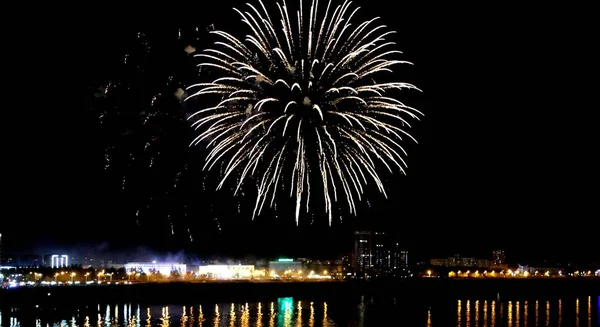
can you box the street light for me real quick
[427,270,432,278]
[70,272,76,283]
[54,273,59,282]
[85,272,90,282]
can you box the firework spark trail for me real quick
[187,0,422,225]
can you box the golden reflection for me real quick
[309,302,315,327]
[229,303,236,327]
[545,301,550,327]
[116,304,119,325]
[283,300,293,327]
[161,306,170,327]
[588,296,592,327]
[524,301,528,327]
[187,306,194,327]
[83,316,90,327]
[483,300,488,325]
[558,299,562,327]
[466,300,470,327]
[269,302,275,327]
[214,304,220,327]
[508,301,513,327]
[322,302,329,327]
[475,300,479,326]
[534,301,538,327]
[181,306,188,327]
[146,308,151,327]
[427,308,432,327]
[257,303,263,327]
[491,300,496,327]
[198,305,204,327]
[576,298,580,327]
[457,300,462,327]
[128,315,137,327]
[516,301,520,327]
[296,301,303,327]
[240,303,250,327]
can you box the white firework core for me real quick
[187,0,423,225]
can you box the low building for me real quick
[17,254,42,267]
[124,262,186,275]
[268,258,302,273]
[297,258,344,278]
[518,265,562,276]
[198,265,254,279]
[430,254,491,268]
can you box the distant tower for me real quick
[372,232,391,272]
[352,231,372,272]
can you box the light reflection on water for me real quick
[0,295,598,327]
[455,296,597,327]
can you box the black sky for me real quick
[3,3,598,263]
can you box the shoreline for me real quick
[1,278,598,307]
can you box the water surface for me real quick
[0,295,597,326]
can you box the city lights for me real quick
[123,262,186,276]
[50,255,69,269]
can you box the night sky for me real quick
[3,2,597,263]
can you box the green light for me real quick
[278,258,294,262]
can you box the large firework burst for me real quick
[187,0,422,225]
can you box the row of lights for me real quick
[426,269,600,278]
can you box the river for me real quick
[0,294,598,326]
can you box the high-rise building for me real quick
[391,243,409,271]
[372,232,391,271]
[352,231,372,272]
[352,231,405,274]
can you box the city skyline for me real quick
[1,229,597,267]
[3,1,597,263]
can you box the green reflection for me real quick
[277,297,294,327]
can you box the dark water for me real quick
[1,295,598,326]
